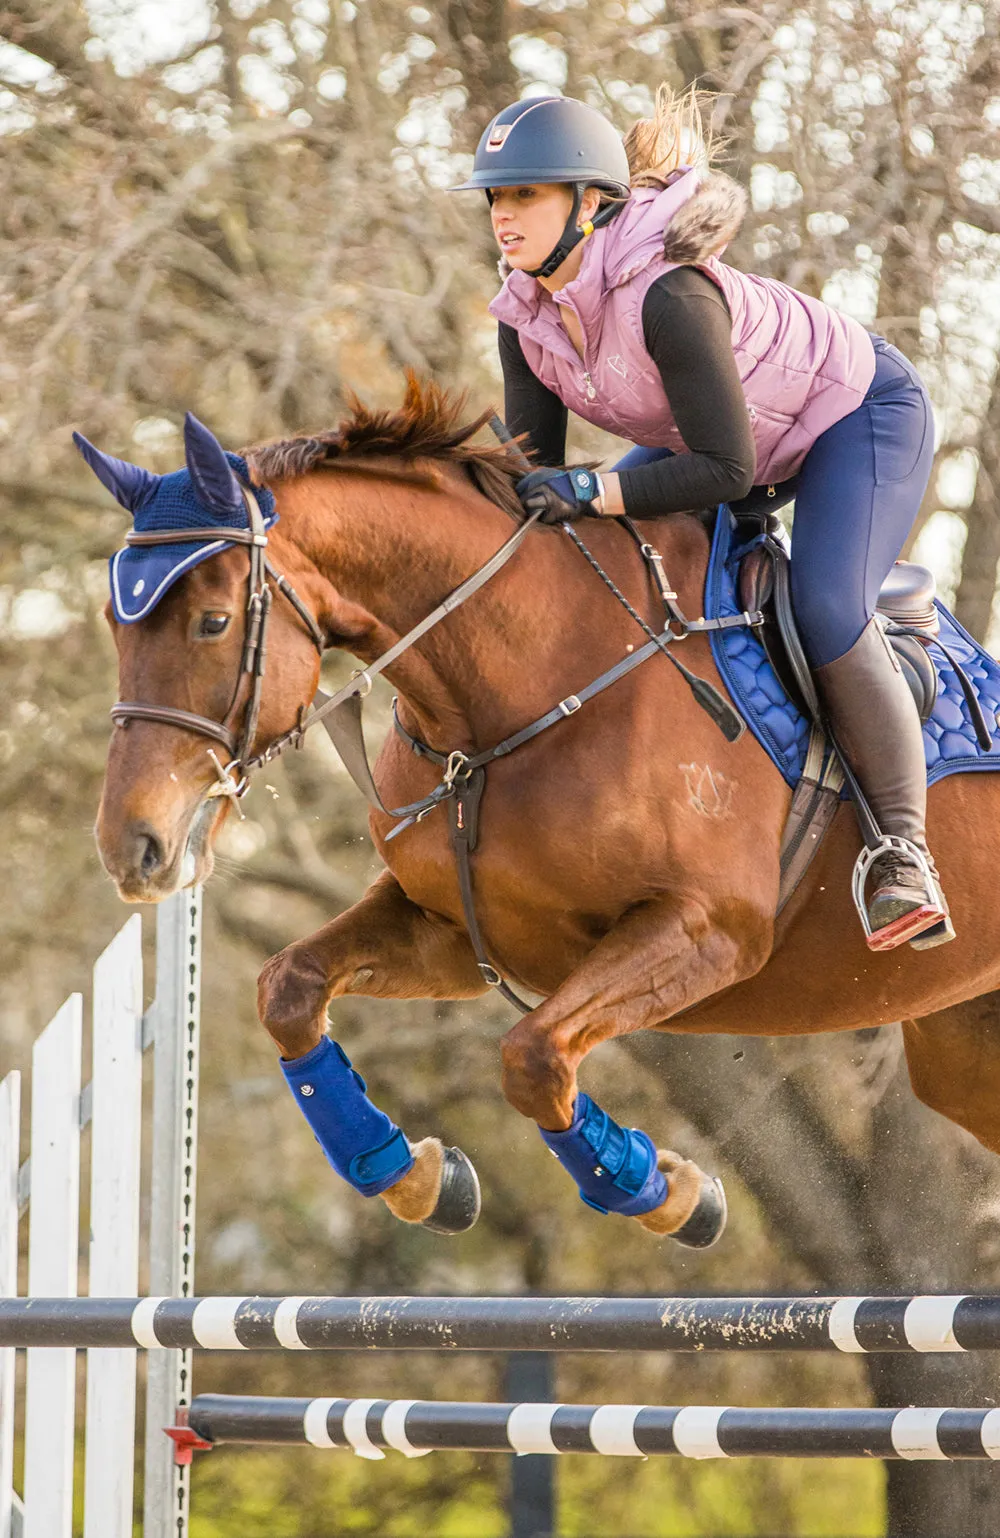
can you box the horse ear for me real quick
[183,412,244,518]
[73,432,158,513]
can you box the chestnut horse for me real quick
[92,384,1000,1242]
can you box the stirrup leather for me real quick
[851,836,946,952]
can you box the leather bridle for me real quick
[111,488,326,806]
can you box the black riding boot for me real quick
[814,618,954,951]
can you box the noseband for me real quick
[111,488,326,806]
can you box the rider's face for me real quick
[489,184,577,271]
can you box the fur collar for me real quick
[661,172,747,264]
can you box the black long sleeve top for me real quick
[497,265,758,518]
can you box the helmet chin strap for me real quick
[526,183,627,279]
[526,183,587,279]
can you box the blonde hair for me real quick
[623,84,725,187]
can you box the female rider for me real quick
[451,88,950,953]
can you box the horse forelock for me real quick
[243,374,527,521]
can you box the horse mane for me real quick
[245,374,527,520]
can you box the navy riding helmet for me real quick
[450,96,631,278]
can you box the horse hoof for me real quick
[671,1175,727,1249]
[420,1146,481,1234]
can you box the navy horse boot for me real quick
[540,1093,726,1248]
[281,1035,480,1234]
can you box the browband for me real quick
[126,527,268,547]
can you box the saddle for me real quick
[733,514,990,911]
[737,517,939,725]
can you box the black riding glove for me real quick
[515,466,604,525]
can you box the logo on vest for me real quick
[607,355,628,378]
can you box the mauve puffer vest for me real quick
[489,175,876,484]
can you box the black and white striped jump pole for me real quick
[181,1394,1000,1462]
[4,1295,1000,1353]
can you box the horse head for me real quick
[78,414,330,902]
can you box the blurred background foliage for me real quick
[1,0,999,1533]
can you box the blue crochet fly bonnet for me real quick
[73,413,277,623]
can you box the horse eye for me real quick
[198,612,230,637]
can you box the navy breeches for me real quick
[614,337,934,668]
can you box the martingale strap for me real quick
[393,624,681,775]
[385,516,760,1010]
[444,768,537,1009]
[308,606,697,855]
[393,627,694,1015]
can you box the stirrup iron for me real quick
[851,835,945,952]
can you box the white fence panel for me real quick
[0,1072,20,1538]
[23,998,82,1538]
[144,890,201,1538]
[84,917,143,1538]
[3,892,200,1538]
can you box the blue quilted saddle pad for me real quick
[704,509,1000,789]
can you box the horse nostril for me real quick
[138,830,164,879]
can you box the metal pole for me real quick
[505,1354,554,1538]
[4,1293,1000,1354]
[0,1072,20,1538]
[185,1393,1000,1461]
[143,890,201,1538]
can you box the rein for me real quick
[112,458,760,1009]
